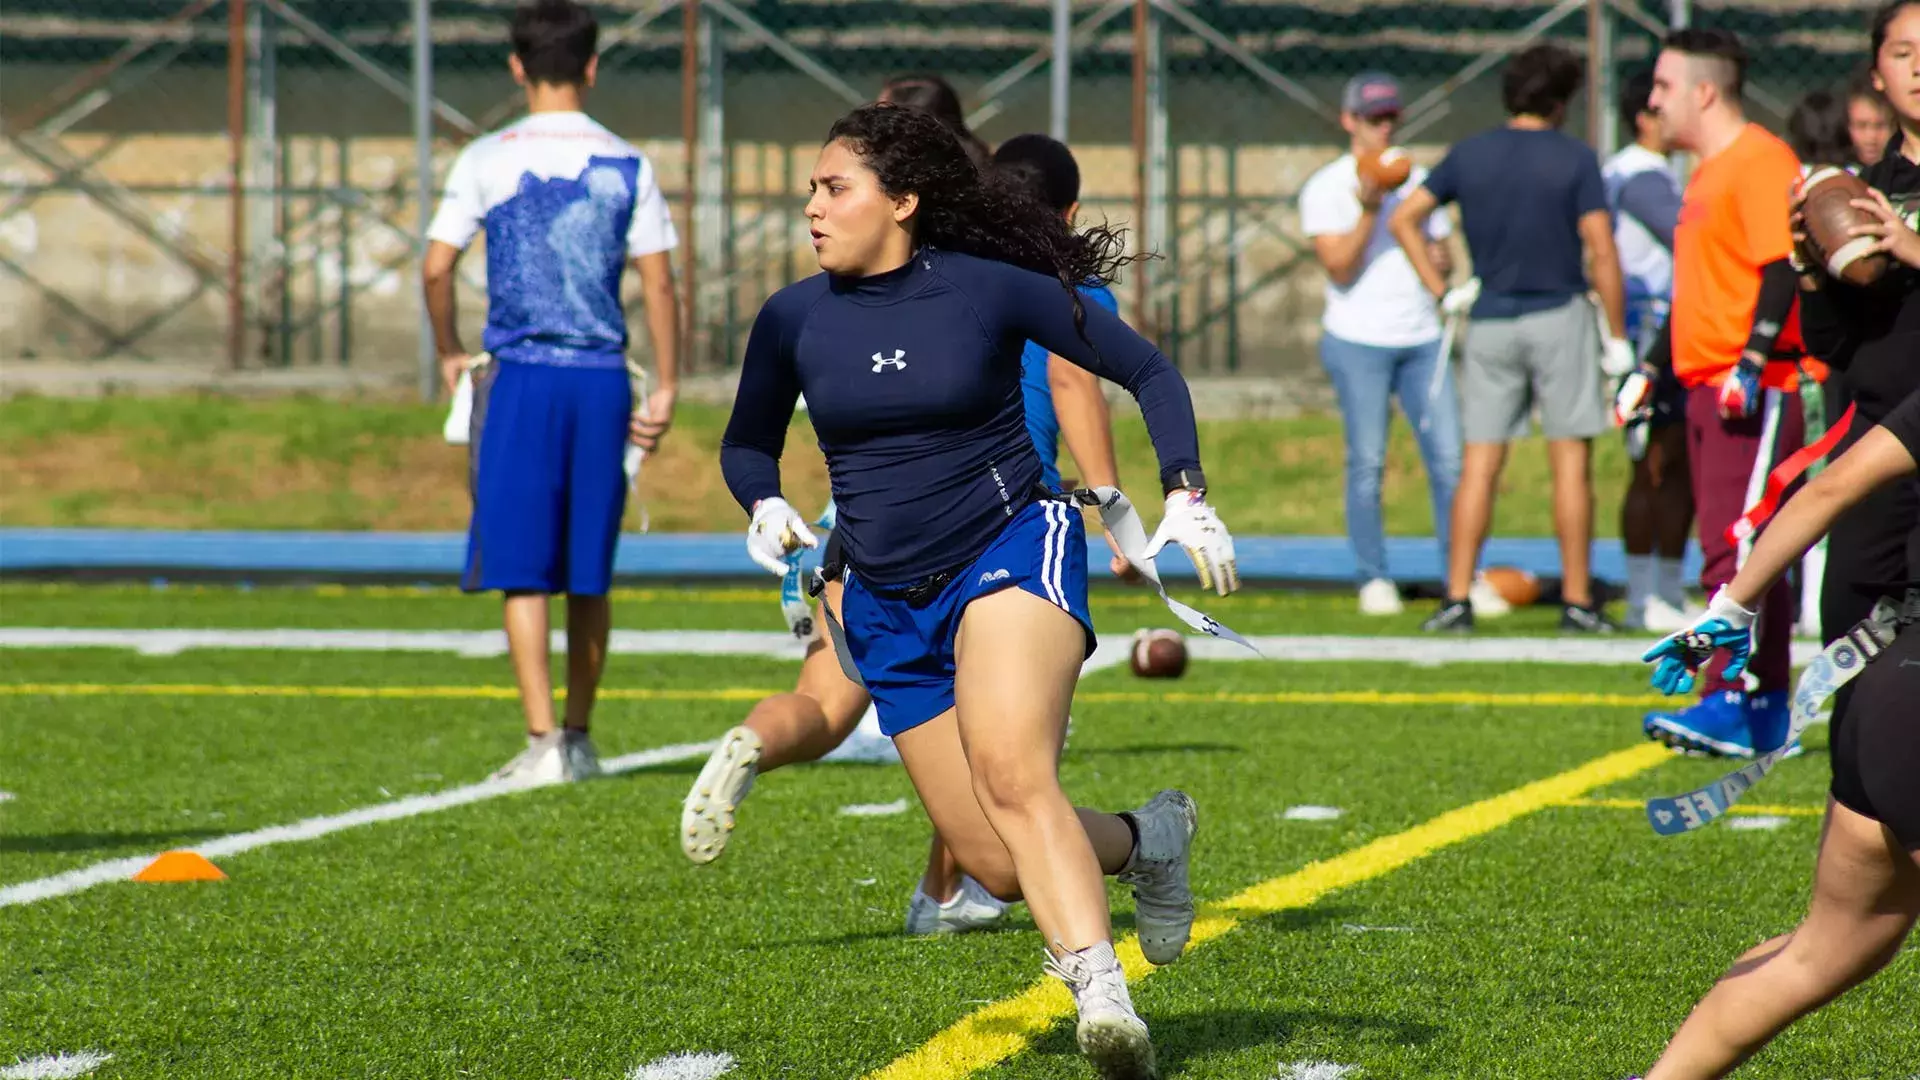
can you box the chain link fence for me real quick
[0,0,1889,387]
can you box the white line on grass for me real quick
[1727,815,1790,831]
[0,791,14,803]
[0,627,1827,666]
[1282,805,1343,821]
[839,799,909,817]
[0,1051,114,1079]
[1274,1063,1357,1080]
[627,1051,737,1080]
[0,740,714,909]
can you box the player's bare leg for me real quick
[1644,800,1920,1080]
[490,591,567,782]
[559,594,610,778]
[1547,437,1597,608]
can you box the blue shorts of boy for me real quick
[840,498,1096,737]
[463,358,632,596]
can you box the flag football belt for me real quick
[801,485,1260,688]
[1645,586,1920,836]
[1724,403,1856,548]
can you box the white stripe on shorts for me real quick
[1041,500,1067,609]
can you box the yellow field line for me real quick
[1558,796,1826,817]
[0,683,1676,709]
[0,683,778,702]
[1076,689,1676,707]
[863,741,1672,1080]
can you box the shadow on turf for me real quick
[0,829,228,854]
[1018,1005,1440,1072]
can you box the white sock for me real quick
[1654,556,1687,608]
[1073,940,1120,970]
[1625,554,1655,611]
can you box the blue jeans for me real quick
[1318,332,1462,583]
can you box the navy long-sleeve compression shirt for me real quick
[720,247,1203,586]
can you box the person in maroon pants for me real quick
[1630,28,1808,757]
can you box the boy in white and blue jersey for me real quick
[422,0,680,783]
[1603,69,1695,632]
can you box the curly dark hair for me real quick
[825,102,1141,331]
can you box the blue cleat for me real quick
[1644,691,1755,758]
[1744,690,1804,759]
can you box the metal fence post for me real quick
[1050,0,1071,142]
[413,0,435,400]
[227,0,248,370]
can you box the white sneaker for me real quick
[1043,941,1157,1080]
[1468,574,1512,618]
[561,729,601,780]
[681,727,762,864]
[904,875,1009,935]
[820,704,901,764]
[489,732,566,784]
[1357,578,1404,616]
[1639,595,1693,634]
[1115,790,1197,966]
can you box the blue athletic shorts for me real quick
[463,359,631,595]
[840,498,1095,737]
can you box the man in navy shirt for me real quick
[1391,43,1632,634]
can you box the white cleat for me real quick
[1117,790,1198,966]
[490,731,567,785]
[681,727,762,864]
[1045,941,1157,1080]
[561,729,601,780]
[1357,577,1404,616]
[1639,595,1693,634]
[1468,574,1513,618]
[820,704,901,764]
[904,875,1009,935]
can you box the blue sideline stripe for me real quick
[0,528,1703,584]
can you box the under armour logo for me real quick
[872,349,907,372]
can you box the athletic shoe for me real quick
[1638,595,1693,634]
[489,731,566,784]
[1043,941,1157,1080]
[561,728,601,780]
[904,875,1009,935]
[1117,790,1197,966]
[1560,603,1619,634]
[681,726,762,864]
[1421,599,1474,633]
[1358,577,1404,616]
[1644,691,1754,757]
[820,704,901,765]
[1744,691,1804,759]
[1468,574,1512,617]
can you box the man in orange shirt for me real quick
[1636,28,1807,758]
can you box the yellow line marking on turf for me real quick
[1558,796,1825,817]
[1075,689,1675,707]
[0,684,1675,709]
[0,683,778,702]
[863,741,1672,1080]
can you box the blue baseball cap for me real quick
[1342,73,1403,118]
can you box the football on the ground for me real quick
[1801,167,1890,287]
[1130,628,1188,678]
[1481,566,1542,608]
[1356,146,1413,191]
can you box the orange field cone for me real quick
[132,850,227,883]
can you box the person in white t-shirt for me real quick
[422,0,680,784]
[1300,73,1461,616]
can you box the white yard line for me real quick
[0,740,714,909]
[626,1052,737,1080]
[0,1052,114,1080]
[1,627,1825,666]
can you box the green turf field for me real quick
[2,587,1913,1080]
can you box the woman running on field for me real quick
[717,102,1239,1079]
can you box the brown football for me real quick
[1481,566,1542,608]
[1801,167,1890,287]
[1130,628,1188,679]
[1356,146,1413,191]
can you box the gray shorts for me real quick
[1458,298,1607,444]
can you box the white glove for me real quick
[745,497,818,575]
[1600,335,1638,377]
[1614,366,1653,426]
[1143,489,1240,596]
[1440,279,1480,319]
